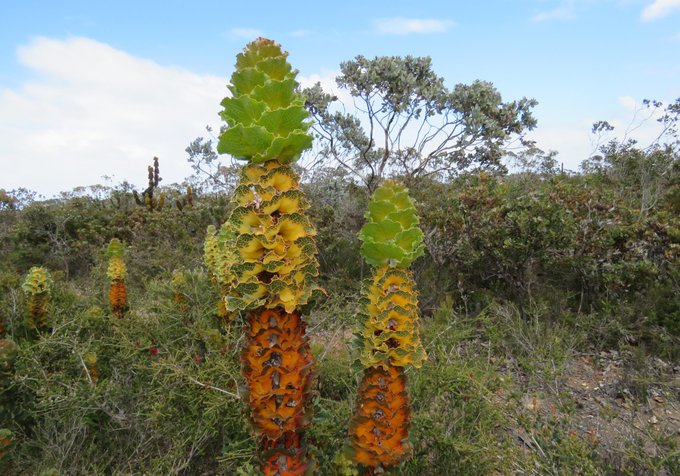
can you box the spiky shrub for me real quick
[349,181,426,472]
[106,239,127,319]
[217,38,320,475]
[22,267,53,330]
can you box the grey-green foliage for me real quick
[303,55,538,191]
[185,133,242,193]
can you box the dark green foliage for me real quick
[0,184,231,280]
[303,171,366,294]
[413,168,680,338]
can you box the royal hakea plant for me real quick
[0,428,13,463]
[106,239,127,319]
[203,225,221,311]
[84,352,98,384]
[0,339,18,387]
[175,185,194,211]
[0,341,17,463]
[170,269,190,313]
[349,181,426,472]
[133,156,166,211]
[215,38,321,475]
[203,224,236,322]
[22,267,53,330]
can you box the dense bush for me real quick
[413,167,679,340]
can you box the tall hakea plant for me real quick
[349,180,426,472]
[217,38,321,475]
[106,239,127,319]
[22,267,53,330]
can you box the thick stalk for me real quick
[261,432,311,476]
[241,307,314,474]
[109,279,127,319]
[349,364,411,472]
[27,293,48,329]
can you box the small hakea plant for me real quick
[133,156,166,211]
[216,38,321,475]
[0,428,13,463]
[106,239,127,319]
[22,267,53,330]
[175,186,194,211]
[170,269,190,313]
[203,224,236,322]
[0,339,18,387]
[84,352,98,384]
[348,180,426,472]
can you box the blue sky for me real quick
[1,0,679,195]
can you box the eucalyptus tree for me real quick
[303,55,538,191]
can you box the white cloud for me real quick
[374,17,455,35]
[527,118,594,171]
[617,95,637,111]
[228,28,263,39]
[298,70,353,105]
[0,37,226,195]
[290,29,312,38]
[641,0,680,21]
[531,5,575,22]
